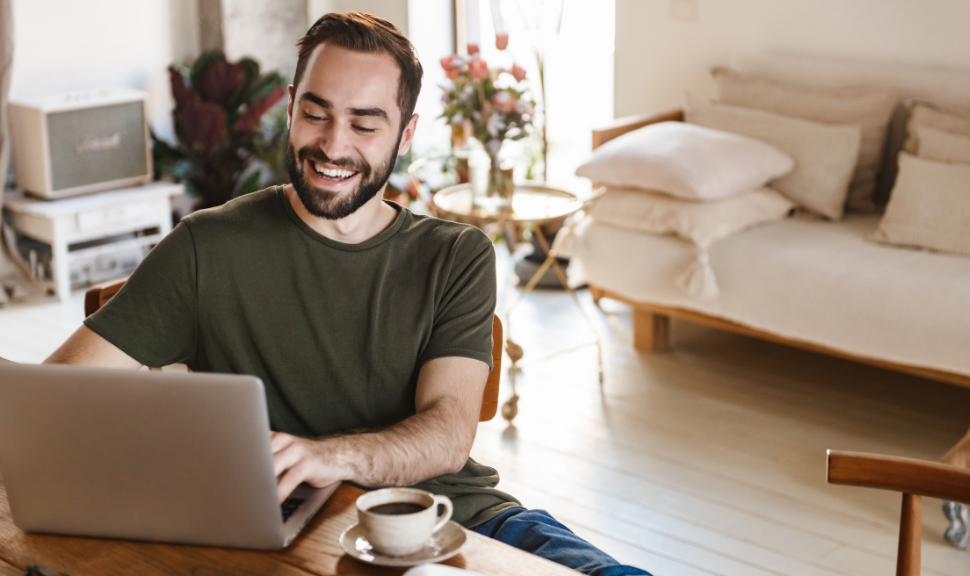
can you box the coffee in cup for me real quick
[355,487,453,556]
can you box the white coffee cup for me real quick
[356,487,453,557]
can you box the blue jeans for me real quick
[474,508,653,576]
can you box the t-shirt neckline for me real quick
[276,185,408,252]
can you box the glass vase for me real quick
[473,145,514,212]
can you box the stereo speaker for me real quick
[9,89,152,200]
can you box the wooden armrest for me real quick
[479,315,503,422]
[591,109,684,150]
[827,450,970,503]
[84,277,129,317]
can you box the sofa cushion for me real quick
[917,126,970,164]
[564,214,970,378]
[575,121,793,200]
[589,186,794,249]
[684,92,861,220]
[903,101,970,155]
[712,67,897,213]
[874,153,970,257]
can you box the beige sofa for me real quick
[566,54,970,388]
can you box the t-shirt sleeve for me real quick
[83,221,198,368]
[420,228,497,370]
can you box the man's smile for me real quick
[307,159,361,188]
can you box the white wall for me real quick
[222,0,306,81]
[615,0,970,118]
[10,0,199,142]
[307,0,408,36]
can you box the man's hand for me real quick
[271,356,489,502]
[271,432,342,502]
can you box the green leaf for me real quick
[226,57,261,111]
[250,72,288,102]
[190,49,226,89]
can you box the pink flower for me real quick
[440,54,461,73]
[467,43,480,56]
[511,64,527,82]
[468,59,489,80]
[445,67,459,81]
[493,91,517,113]
[495,32,509,50]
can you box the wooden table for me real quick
[0,482,577,576]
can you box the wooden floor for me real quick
[2,280,970,575]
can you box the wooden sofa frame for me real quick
[589,110,970,389]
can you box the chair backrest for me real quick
[827,450,970,576]
[84,279,503,422]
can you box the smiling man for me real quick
[45,12,650,576]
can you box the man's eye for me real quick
[354,126,376,133]
[303,112,324,121]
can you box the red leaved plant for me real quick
[153,50,287,209]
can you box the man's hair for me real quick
[293,12,423,131]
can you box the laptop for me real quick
[0,363,337,549]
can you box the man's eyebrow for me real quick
[348,107,390,124]
[299,92,330,109]
[299,92,390,125]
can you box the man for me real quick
[46,12,650,576]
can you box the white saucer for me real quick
[339,521,467,567]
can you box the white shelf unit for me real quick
[3,182,186,301]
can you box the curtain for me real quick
[0,0,46,304]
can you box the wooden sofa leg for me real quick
[634,309,670,352]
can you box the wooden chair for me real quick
[827,450,970,576]
[85,278,504,422]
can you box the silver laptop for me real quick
[0,363,337,549]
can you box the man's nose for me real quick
[318,120,355,162]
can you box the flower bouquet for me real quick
[439,39,535,208]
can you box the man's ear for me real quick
[286,85,295,130]
[397,114,419,156]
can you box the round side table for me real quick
[432,183,604,424]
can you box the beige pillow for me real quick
[712,67,897,213]
[903,101,970,155]
[917,126,970,164]
[684,92,861,220]
[590,186,794,249]
[874,153,970,257]
[575,121,793,200]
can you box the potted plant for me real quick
[153,50,288,210]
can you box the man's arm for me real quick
[44,325,142,369]
[271,356,489,502]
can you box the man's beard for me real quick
[285,132,401,220]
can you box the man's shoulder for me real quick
[402,210,492,255]
[180,186,284,234]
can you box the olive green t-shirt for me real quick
[84,186,521,528]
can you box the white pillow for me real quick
[874,153,970,257]
[575,121,793,200]
[589,186,795,250]
[917,126,970,165]
[684,92,861,220]
[903,100,970,155]
[712,67,897,213]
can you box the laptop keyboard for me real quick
[281,497,305,523]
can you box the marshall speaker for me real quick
[9,89,152,200]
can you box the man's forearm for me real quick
[321,397,472,487]
[271,356,488,501]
